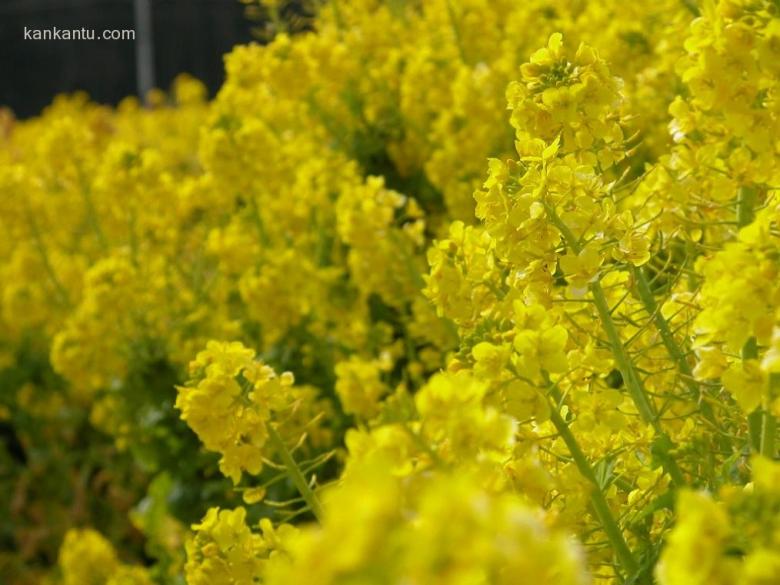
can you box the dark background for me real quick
[0,0,256,118]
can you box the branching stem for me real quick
[267,423,323,522]
[544,202,685,486]
[546,385,639,579]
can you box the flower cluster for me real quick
[657,456,780,585]
[175,340,298,484]
[264,456,589,585]
[1,1,779,584]
[59,529,153,585]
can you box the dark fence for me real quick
[0,0,255,118]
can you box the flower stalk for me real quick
[267,422,324,522]
[546,202,685,485]
[546,384,639,579]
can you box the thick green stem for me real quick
[761,374,778,458]
[633,265,741,480]
[760,411,776,458]
[543,202,684,485]
[737,189,768,455]
[546,391,639,578]
[633,267,696,390]
[748,410,763,453]
[736,187,775,456]
[633,265,733,466]
[742,342,775,457]
[737,186,757,228]
[742,338,764,453]
[267,423,323,521]
[592,282,659,425]
[590,282,685,486]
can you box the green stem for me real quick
[742,338,764,453]
[590,282,685,486]
[760,411,776,458]
[737,186,757,229]
[748,410,763,453]
[267,423,323,521]
[738,190,764,454]
[543,202,684,485]
[633,265,735,471]
[736,187,773,456]
[761,374,778,458]
[590,284,658,426]
[633,266,696,391]
[546,389,639,578]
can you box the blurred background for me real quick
[0,0,256,118]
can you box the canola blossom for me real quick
[1,1,780,584]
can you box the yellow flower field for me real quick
[1,1,780,583]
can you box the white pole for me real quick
[133,0,155,104]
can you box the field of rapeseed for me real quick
[2,0,780,583]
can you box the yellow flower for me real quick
[656,490,736,585]
[761,327,780,373]
[559,244,603,293]
[416,371,516,462]
[185,507,266,585]
[721,359,766,413]
[471,341,511,379]
[264,456,590,585]
[334,356,390,420]
[176,340,297,483]
[513,325,569,377]
[59,529,119,585]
